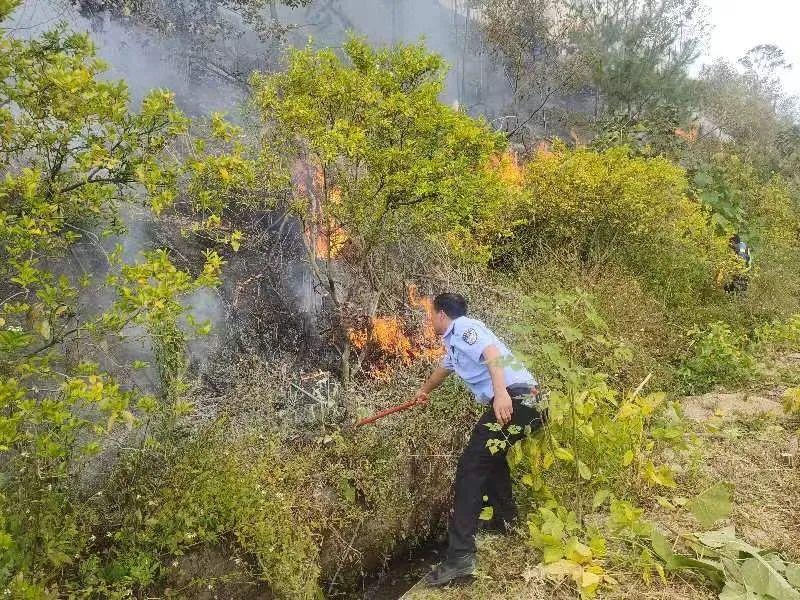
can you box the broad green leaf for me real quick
[565,537,593,564]
[644,463,677,488]
[578,460,592,480]
[686,482,733,528]
[554,447,575,462]
[766,554,787,575]
[719,581,767,600]
[580,568,602,598]
[667,554,726,588]
[588,535,606,558]
[543,544,565,564]
[543,558,579,578]
[650,530,675,565]
[722,556,744,585]
[696,527,737,549]
[622,449,634,466]
[740,557,800,600]
[785,564,800,588]
[592,489,611,509]
[479,506,494,521]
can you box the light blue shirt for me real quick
[441,316,537,404]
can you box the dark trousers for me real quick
[447,385,547,558]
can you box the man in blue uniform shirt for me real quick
[413,292,546,586]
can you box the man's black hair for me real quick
[434,293,467,319]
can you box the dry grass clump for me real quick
[699,422,800,558]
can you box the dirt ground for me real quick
[392,385,800,600]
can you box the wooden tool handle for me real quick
[356,394,425,427]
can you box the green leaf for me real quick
[622,449,634,466]
[699,189,721,205]
[644,463,677,488]
[339,479,356,503]
[669,555,726,588]
[592,489,611,509]
[0,532,12,551]
[479,506,494,521]
[695,527,737,549]
[785,563,800,588]
[656,496,675,510]
[588,534,606,558]
[719,581,767,600]
[554,447,575,462]
[565,537,593,564]
[542,544,564,564]
[578,460,591,480]
[650,530,675,565]
[740,557,800,600]
[686,482,733,528]
[38,319,51,340]
[693,172,714,188]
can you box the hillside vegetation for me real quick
[1,0,800,598]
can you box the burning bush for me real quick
[348,285,443,380]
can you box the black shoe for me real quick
[422,554,476,587]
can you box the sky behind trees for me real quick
[702,0,800,96]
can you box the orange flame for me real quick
[407,284,444,361]
[348,284,444,380]
[293,159,349,259]
[675,127,698,142]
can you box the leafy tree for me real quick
[0,2,230,594]
[738,44,794,112]
[251,37,506,381]
[570,0,707,119]
[694,47,799,178]
[480,0,591,142]
[479,0,707,135]
[591,104,690,160]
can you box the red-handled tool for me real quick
[356,393,427,427]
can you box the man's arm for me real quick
[414,366,452,403]
[483,344,513,426]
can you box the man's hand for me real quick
[413,390,429,405]
[493,387,513,426]
[414,367,451,406]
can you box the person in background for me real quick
[725,234,752,293]
[413,292,547,587]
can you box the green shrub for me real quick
[41,426,325,599]
[496,291,689,599]
[676,321,758,394]
[493,145,740,313]
[501,255,681,391]
[740,177,800,321]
